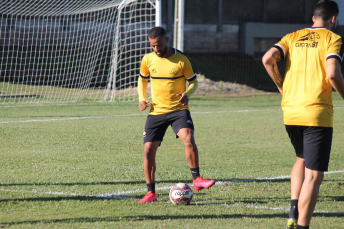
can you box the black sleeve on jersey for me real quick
[187,74,197,82]
[139,73,150,79]
[273,45,284,61]
[326,54,342,63]
[340,40,344,63]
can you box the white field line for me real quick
[0,114,146,124]
[1,170,343,199]
[1,171,343,215]
[1,190,342,215]
[0,188,137,200]
[1,106,344,125]
[0,109,268,124]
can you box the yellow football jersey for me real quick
[275,28,343,127]
[139,48,197,115]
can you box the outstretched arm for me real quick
[327,58,344,99]
[262,47,284,94]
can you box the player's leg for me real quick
[177,127,214,191]
[139,114,168,203]
[287,157,305,228]
[139,141,160,203]
[296,126,332,227]
[143,141,161,185]
[291,157,305,200]
[177,127,198,168]
[297,169,324,227]
[285,125,305,229]
[170,110,215,191]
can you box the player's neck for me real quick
[312,18,333,30]
[162,47,174,58]
[312,21,326,28]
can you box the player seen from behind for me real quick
[137,27,215,203]
[262,0,344,228]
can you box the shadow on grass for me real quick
[0,177,290,187]
[0,195,139,203]
[0,181,146,186]
[3,176,341,187]
[319,195,344,202]
[0,179,194,187]
[0,192,209,203]
[1,212,343,226]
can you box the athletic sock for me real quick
[296,225,309,229]
[147,183,155,193]
[190,167,200,180]
[289,199,299,219]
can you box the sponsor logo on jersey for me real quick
[152,68,156,73]
[295,32,320,48]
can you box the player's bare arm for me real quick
[262,47,284,94]
[326,58,344,99]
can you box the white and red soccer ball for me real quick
[169,183,193,205]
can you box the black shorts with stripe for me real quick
[285,125,333,171]
[143,109,194,144]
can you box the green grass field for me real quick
[1,94,343,228]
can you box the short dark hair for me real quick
[148,27,166,39]
[314,0,339,21]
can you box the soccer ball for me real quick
[169,183,193,205]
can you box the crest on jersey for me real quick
[169,68,178,75]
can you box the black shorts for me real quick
[285,125,333,171]
[143,109,194,143]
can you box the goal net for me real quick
[0,0,156,103]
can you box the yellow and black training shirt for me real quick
[138,48,197,115]
[274,27,343,127]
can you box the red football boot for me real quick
[193,176,215,191]
[138,191,157,203]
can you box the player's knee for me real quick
[305,170,324,185]
[143,147,156,157]
[181,134,193,146]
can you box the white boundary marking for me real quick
[0,109,268,124]
[1,187,343,215]
[1,106,344,125]
[1,170,344,199]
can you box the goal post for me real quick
[173,0,184,52]
[155,0,162,27]
[0,0,157,103]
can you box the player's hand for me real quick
[139,100,150,111]
[278,86,283,95]
[176,93,188,106]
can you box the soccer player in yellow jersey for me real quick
[137,27,215,203]
[262,1,344,228]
